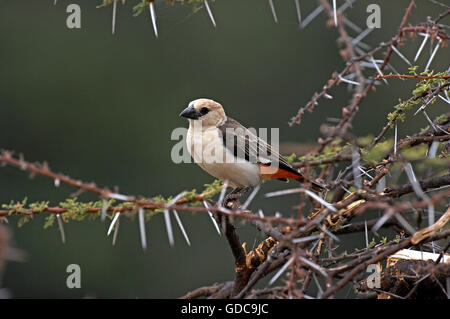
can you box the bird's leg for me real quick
[223,187,251,210]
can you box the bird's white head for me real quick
[179,98,227,128]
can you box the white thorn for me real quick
[404,163,427,199]
[203,201,221,235]
[364,220,368,248]
[218,180,229,208]
[304,189,337,212]
[57,214,66,244]
[300,5,323,29]
[101,200,108,222]
[292,234,322,244]
[54,178,60,187]
[404,162,435,227]
[424,39,441,71]
[352,147,362,189]
[163,207,174,247]
[338,74,360,86]
[370,56,388,84]
[428,141,439,158]
[371,212,392,234]
[332,0,337,26]
[414,96,436,116]
[318,224,340,242]
[107,212,120,236]
[351,28,373,46]
[112,217,120,246]
[112,0,118,35]
[204,0,216,28]
[414,33,429,62]
[394,213,416,235]
[53,0,57,5]
[312,273,323,298]
[242,185,260,210]
[344,18,362,33]
[294,0,301,25]
[438,94,450,105]
[299,256,328,278]
[173,210,191,246]
[138,207,147,251]
[390,45,412,66]
[167,190,187,206]
[394,123,398,157]
[109,193,130,201]
[376,176,386,194]
[258,209,264,218]
[357,166,373,180]
[268,0,278,23]
[269,257,294,285]
[149,2,158,38]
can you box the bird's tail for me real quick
[294,176,327,192]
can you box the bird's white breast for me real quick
[186,124,261,188]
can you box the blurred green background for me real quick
[0,0,448,298]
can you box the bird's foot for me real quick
[223,187,250,210]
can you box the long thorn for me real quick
[112,217,120,246]
[304,189,337,212]
[364,220,368,248]
[204,0,216,28]
[424,39,441,71]
[332,0,337,26]
[203,201,221,235]
[101,200,108,222]
[112,0,117,35]
[173,210,191,246]
[242,185,260,210]
[57,214,66,244]
[351,28,373,46]
[370,56,388,84]
[107,212,120,236]
[294,0,301,25]
[138,207,147,251]
[394,123,398,157]
[390,45,412,66]
[300,5,323,29]
[414,33,429,62]
[149,2,158,38]
[164,207,174,246]
[269,0,278,23]
[218,180,229,208]
[269,257,294,285]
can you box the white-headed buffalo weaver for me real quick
[179,98,325,200]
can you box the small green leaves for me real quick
[362,139,393,164]
[408,66,418,75]
[44,214,56,229]
[284,153,297,163]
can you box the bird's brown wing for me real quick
[217,117,302,178]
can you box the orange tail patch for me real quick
[258,164,302,180]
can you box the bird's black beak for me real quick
[179,105,201,120]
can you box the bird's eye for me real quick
[200,107,209,115]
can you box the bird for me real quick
[179,98,325,203]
